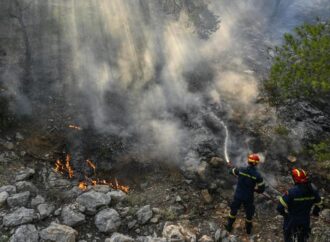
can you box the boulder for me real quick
[37,203,55,219]
[76,190,111,214]
[15,181,38,194]
[199,235,214,242]
[162,222,196,242]
[321,209,330,223]
[61,205,86,227]
[7,191,30,208]
[15,168,35,181]
[95,208,121,233]
[136,237,166,242]
[0,191,9,207]
[3,207,35,227]
[9,224,39,242]
[197,161,210,181]
[208,157,224,167]
[0,185,16,194]
[31,195,45,207]
[92,185,111,193]
[105,233,134,242]
[107,190,127,203]
[40,222,78,242]
[214,229,221,242]
[136,205,153,225]
[201,189,212,203]
[3,141,14,150]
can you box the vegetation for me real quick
[274,124,290,136]
[310,139,330,163]
[265,20,330,105]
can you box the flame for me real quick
[78,181,88,191]
[68,124,82,130]
[65,154,74,179]
[53,155,129,193]
[86,159,96,174]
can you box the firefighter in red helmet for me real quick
[226,154,265,234]
[277,168,322,242]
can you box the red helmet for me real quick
[248,154,260,165]
[292,168,308,184]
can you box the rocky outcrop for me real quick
[10,224,39,242]
[15,168,35,182]
[39,223,78,242]
[37,203,55,219]
[0,185,16,194]
[76,190,111,214]
[95,208,121,233]
[30,195,45,207]
[7,191,30,208]
[107,190,127,203]
[0,190,9,207]
[3,207,36,227]
[162,223,196,242]
[61,205,86,227]
[15,181,38,195]
[105,233,134,242]
[136,205,153,225]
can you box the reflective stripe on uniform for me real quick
[231,168,237,176]
[293,196,315,201]
[228,213,236,219]
[239,172,257,180]
[315,201,322,206]
[245,218,253,223]
[279,196,288,208]
[257,181,264,186]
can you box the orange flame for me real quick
[65,154,74,179]
[78,181,88,191]
[68,124,82,130]
[53,155,129,193]
[86,159,96,174]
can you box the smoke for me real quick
[1,0,329,165]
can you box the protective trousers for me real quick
[227,197,255,234]
[283,217,310,242]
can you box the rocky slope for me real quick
[0,133,330,242]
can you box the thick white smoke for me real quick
[1,0,329,164]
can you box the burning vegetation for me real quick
[53,154,129,193]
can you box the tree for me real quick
[264,20,330,105]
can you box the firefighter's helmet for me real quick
[292,168,308,184]
[248,154,260,165]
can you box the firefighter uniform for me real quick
[226,164,265,234]
[277,183,321,242]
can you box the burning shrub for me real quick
[53,154,129,194]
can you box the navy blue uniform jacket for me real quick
[230,165,265,201]
[277,183,321,229]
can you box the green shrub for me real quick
[264,20,330,105]
[274,124,290,136]
[310,139,330,162]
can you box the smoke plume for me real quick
[0,0,329,165]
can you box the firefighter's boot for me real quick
[225,217,235,232]
[245,220,253,235]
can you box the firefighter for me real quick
[225,154,265,234]
[277,168,322,242]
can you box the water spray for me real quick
[208,111,230,163]
[219,120,230,163]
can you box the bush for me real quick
[310,139,330,163]
[265,20,330,105]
